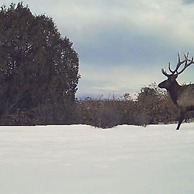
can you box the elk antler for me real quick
[176,53,194,75]
[161,53,194,77]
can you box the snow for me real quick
[0,123,194,194]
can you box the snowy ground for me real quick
[0,123,194,194]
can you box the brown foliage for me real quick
[0,83,188,127]
[76,84,181,128]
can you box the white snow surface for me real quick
[0,123,194,194]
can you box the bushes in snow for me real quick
[76,84,189,128]
[1,83,193,127]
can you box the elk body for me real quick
[158,53,194,130]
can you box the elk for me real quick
[158,53,194,130]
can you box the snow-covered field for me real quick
[0,123,194,194]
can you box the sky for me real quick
[1,0,194,98]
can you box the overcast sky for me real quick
[1,0,194,98]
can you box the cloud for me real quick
[181,0,194,4]
[77,60,165,98]
[63,0,194,62]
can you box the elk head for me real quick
[158,53,194,130]
[158,53,194,91]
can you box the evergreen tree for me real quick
[0,3,80,124]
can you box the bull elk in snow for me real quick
[158,53,194,130]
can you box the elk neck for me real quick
[167,81,183,105]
